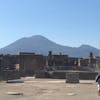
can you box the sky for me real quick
[0,0,100,49]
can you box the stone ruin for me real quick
[66,72,79,83]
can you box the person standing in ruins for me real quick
[95,74,100,96]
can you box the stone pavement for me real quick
[0,77,100,100]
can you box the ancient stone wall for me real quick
[19,54,45,76]
[0,70,20,81]
[35,71,98,80]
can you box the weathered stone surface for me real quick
[66,72,79,83]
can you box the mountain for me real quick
[0,35,99,57]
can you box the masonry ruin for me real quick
[0,51,99,80]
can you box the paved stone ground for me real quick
[0,77,100,100]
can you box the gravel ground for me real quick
[0,77,100,100]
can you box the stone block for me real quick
[66,72,79,83]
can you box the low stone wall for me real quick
[52,72,66,79]
[35,71,98,80]
[79,72,98,80]
[35,71,52,78]
[0,70,21,81]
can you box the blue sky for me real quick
[0,0,100,49]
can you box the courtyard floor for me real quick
[0,77,100,100]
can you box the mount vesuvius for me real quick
[0,35,99,57]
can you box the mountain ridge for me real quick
[0,35,99,57]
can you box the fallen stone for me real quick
[6,92,23,95]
